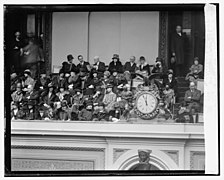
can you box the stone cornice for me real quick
[11,120,204,140]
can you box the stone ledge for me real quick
[11,120,204,140]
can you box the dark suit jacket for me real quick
[136,64,151,75]
[108,61,123,73]
[23,90,39,105]
[42,92,57,105]
[171,32,185,65]
[123,62,136,73]
[163,77,178,93]
[184,89,201,103]
[77,61,90,72]
[93,61,106,73]
[61,62,78,73]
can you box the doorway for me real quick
[167,11,205,76]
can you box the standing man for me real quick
[11,31,24,73]
[171,25,185,76]
[21,38,44,78]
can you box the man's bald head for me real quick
[94,56,100,64]
[130,56,136,63]
[176,25,182,33]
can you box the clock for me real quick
[134,91,159,120]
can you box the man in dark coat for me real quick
[76,55,91,73]
[177,81,201,123]
[21,38,44,78]
[123,56,137,79]
[136,56,151,75]
[108,54,123,74]
[92,56,106,78]
[10,31,24,73]
[170,25,185,76]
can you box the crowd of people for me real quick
[9,29,204,122]
[10,51,204,122]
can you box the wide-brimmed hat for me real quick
[138,149,152,154]
[61,100,68,106]
[156,57,162,62]
[86,101,93,107]
[24,69,31,75]
[98,102,104,107]
[75,88,82,93]
[67,54,74,61]
[106,84,113,88]
[92,69,98,74]
[139,56,145,61]
[112,54,119,60]
[104,71,111,77]
[27,101,34,106]
[48,82,54,88]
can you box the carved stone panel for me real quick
[162,150,179,166]
[11,145,105,171]
[190,151,205,170]
[12,159,94,171]
[113,148,130,163]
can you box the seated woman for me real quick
[55,100,71,121]
[135,56,151,76]
[185,57,203,82]
[151,57,164,75]
[108,54,123,74]
[163,69,178,96]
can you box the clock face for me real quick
[136,92,157,114]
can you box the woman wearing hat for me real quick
[185,57,203,81]
[25,100,41,120]
[55,100,70,121]
[136,56,151,76]
[163,69,178,97]
[108,54,123,74]
[23,69,35,88]
[40,83,58,110]
[11,83,23,104]
[56,84,70,104]
[52,69,68,90]
[61,54,78,74]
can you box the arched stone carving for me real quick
[112,149,179,170]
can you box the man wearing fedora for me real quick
[108,54,123,74]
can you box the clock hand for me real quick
[144,96,148,106]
